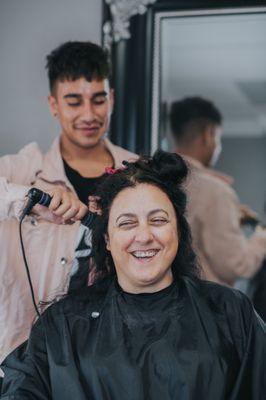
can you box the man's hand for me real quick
[239,204,259,225]
[31,187,88,224]
[254,225,266,240]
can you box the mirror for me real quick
[158,11,266,150]
[104,1,266,221]
[154,8,266,222]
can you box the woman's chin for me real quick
[123,270,173,293]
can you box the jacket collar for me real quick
[38,137,67,184]
[38,136,128,186]
[181,154,205,171]
[181,154,234,186]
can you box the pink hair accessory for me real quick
[105,161,129,175]
[105,167,122,175]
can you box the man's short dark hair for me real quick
[170,96,222,143]
[46,41,111,94]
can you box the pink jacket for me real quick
[0,138,137,362]
[184,156,266,287]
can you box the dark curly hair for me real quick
[91,150,200,281]
[46,41,111,94]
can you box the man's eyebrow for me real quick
[63,93,81,99]
[63,91,108,100]
[91,91,108,99]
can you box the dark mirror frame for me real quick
[102,0,266,154]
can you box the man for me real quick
[169,96,266,287]
[0,41,136,361]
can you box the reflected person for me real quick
[170,96,266,288]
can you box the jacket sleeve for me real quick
[200,182,266,283]
[0,320,51,399]
[0,143,43,220]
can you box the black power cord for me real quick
[19,214,41,318]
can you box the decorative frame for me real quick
[102,0,266,154]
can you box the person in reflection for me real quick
[170,96,266,288]
[1,150,265,399]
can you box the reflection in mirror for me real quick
[156,9,266,222]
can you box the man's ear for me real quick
[109,89,114,113]
[105,234,110,251]
[201,125,213,145]
[48,95,58,118]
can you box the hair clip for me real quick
[105,167,121,175]
[105,161,130,175]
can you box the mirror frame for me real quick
[103,0,266,154]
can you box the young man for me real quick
[0,41,136,362]
[170,96,266,287]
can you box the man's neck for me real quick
[176,146,208,167]
[60,136,114,178]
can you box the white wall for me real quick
[0,0,102,155]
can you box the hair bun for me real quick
[151,150,188,185]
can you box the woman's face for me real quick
[106,183,179,293]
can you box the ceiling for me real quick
[161,11,266,137]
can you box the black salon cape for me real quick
[1,276,265,399]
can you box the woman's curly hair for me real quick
[91,150,200,281]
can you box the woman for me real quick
[1,151,265,399]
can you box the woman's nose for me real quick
[134,225,153,243]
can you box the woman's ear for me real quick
[105,234,110,251]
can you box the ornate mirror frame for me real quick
[102,0,266,154]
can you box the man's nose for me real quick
[81,102,94,121]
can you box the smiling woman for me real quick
[92,150,197,286]
[1,151,265,399]
[106,184,179,293]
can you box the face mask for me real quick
[209,127,222,166]
[210,141,222,166]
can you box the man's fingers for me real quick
[60,206,80,221]
[72,205,89,221]
[52,200,72,216]
[48,190,64,211]
[33,187,89,224]
[31,204,64,225]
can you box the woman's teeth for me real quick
[132,250,158,259]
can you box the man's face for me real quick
[48,77,113,150]
[206,125,222,167]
